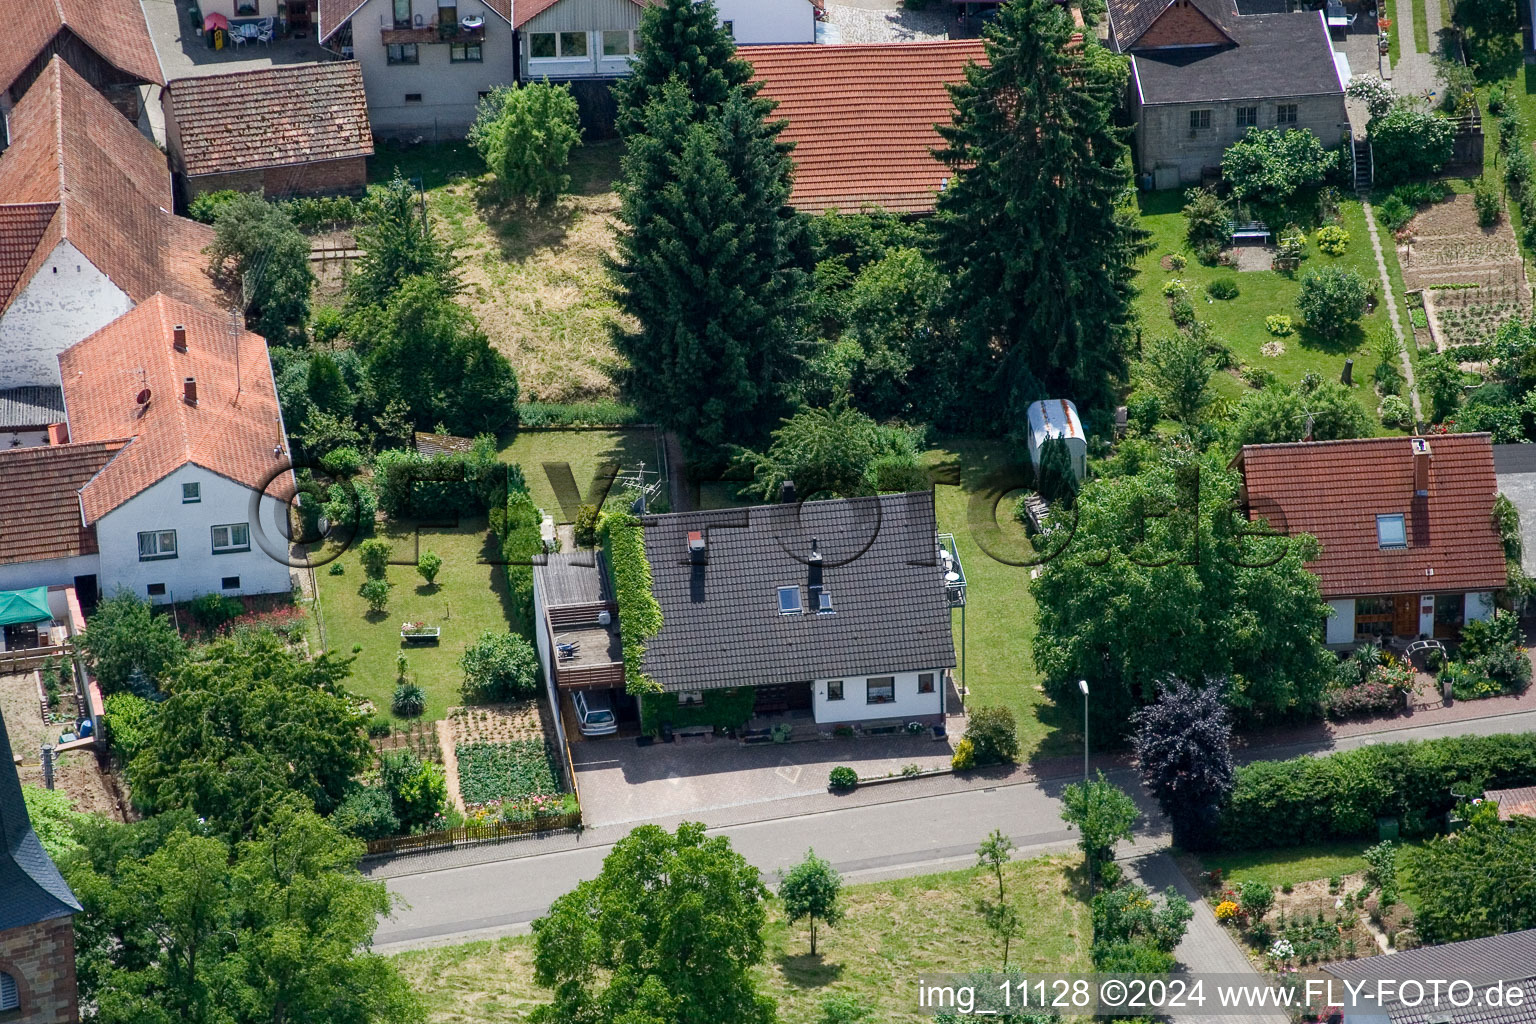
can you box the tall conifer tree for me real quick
[933,0,1147,421]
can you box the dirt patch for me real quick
[447,701,552,746]
[1399,195,1527,290]
[1234,245,1276,272]
[371,718,443,764]
[1,671,127,820]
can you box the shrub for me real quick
[965,705,1019,766]
[1314,225,1350,256]
[1346,75,1395,119]
[319,445,365,477]
[1265,314,1294,337]
[1323,680,1402,720]
[1296,266,1367,339]
[1170,297,1196,327]
[1378,195,1413,231]
[951,738,976,770]
[1127,390,1163,433]
[328,562,345,576]
[358,538,391,579]
[1369,105,1456,185]
[392,682,426,718]
[1167,253,1187,271]
[1206,278,1240,300]
[1474,177,1503,228]
[1219,733,1536,849]
[103,692,155,767]
[515,400,642,427]
[188,593,243,632]
[333,784,400,840]
[574,503,600,547]
[1379,394,1412,428]
[417,550,443,586]
[187,189,241,224]
[829,766,859,790]
[1183,186,1229,253]
[323,478,378,533]
[358,578,391,613]
[1506,148,1533,197]
[460,631,541,702]
[1239,881,1275,920]
[1221,127,1333,208]
[468,82,582,202]
[1163,278,1188,298]
[379,749,447,832]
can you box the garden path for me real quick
[1390,0,1445,103]
[1362,200,1425,421]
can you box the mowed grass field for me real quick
[1134,191,1408,435]
[369,140,631,404]
[392,854,1091,1024]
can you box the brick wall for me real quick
[185,157,368,200]
[1133,0,1230,48]
[1137,93,1348,186]
[0,916,79,1024]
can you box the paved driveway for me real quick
[571,730,956,827]
[143,0,337,81]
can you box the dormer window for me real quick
[777,586,802,614]
[1377,514,1407,549]
[815,589,833,614]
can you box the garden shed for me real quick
[1025,399,1087,483]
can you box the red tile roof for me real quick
[0,439,129,566]
[166,63,373,178]
[60,295,292,523]
[0,0,165,93]
[1237,434,1508,600]
[320,0,513,42]
[0,58,224,315]
[745,41,986,214]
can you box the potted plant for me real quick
[400,621,440,643]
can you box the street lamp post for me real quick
[1078,679,1089,782]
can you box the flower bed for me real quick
[455,739,559,806]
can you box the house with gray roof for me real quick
[0,706,83,1020]
[1323,929,1536,1024]
[1108,0,1349,187]
[639,491,957,730]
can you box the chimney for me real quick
[687,530,707,564]
[1412,437,1431,496]
[183,376,198,406]
[172,324,187,352]
[47,422,68,445]
[780,479,797,505]
[808,538,822,563]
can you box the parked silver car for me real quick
[571,690,618,736]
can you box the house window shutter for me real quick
[0,971,18,1011]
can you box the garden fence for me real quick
[363,810,581,859]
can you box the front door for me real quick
[1393,594,1418,637]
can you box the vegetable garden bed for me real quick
[455,739,560,806]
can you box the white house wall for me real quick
[0,553,100,594]
[94,463,293,603]
[351,0,514,136]
[812,669,944,725]
[716,0,816,44]
[0,241,132,391]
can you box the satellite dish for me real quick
[136,388,152,405]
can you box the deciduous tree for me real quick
[469,82,582,202]
[932,0,1146,420]
[205,193,315,346]
[1132,680,1236,851]
[1220,128,1333,213]
[531,822,776,1024]
[1059,772,1139,868]
[779,849,844,955]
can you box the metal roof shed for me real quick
[1025,399,1087,483]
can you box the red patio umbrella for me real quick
[204,12,228,29]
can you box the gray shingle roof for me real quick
[538,551,612,608]
[0,707,82,932]
[639,491,956,692]
[0,385,63,429]
[1325,930,1536,1024]
[1116,0,1342,105]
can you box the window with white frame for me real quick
[1376,514,1407,549]
[826,680,844,700]
[602,30,634,56]
[559,31,587,56]
[777,586,802,614]
[182,481,200,503]
[866,677,896,704]
[211,523,251,554]
[138,530,177,561]
[387,43,419,64]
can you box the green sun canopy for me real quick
[0,588,52,627]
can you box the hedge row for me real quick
[500,490,543,638]
[638,688,755,735]
[516,401,642,428]
[598,509,663,697]
[371,441,513,520]
[1219,733,1536,849]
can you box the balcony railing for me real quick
[379,22,485,44]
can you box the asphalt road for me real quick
[374,709,1536,954]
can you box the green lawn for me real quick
[924,438,1079,761]
[1383,0,1401,63]
[1411,0,1429,54]
[1135,191,1404,434]
[393,853,1091,1024]
[1198,842,1374,888]
[498,428,665,517]
[312,519,515,724]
